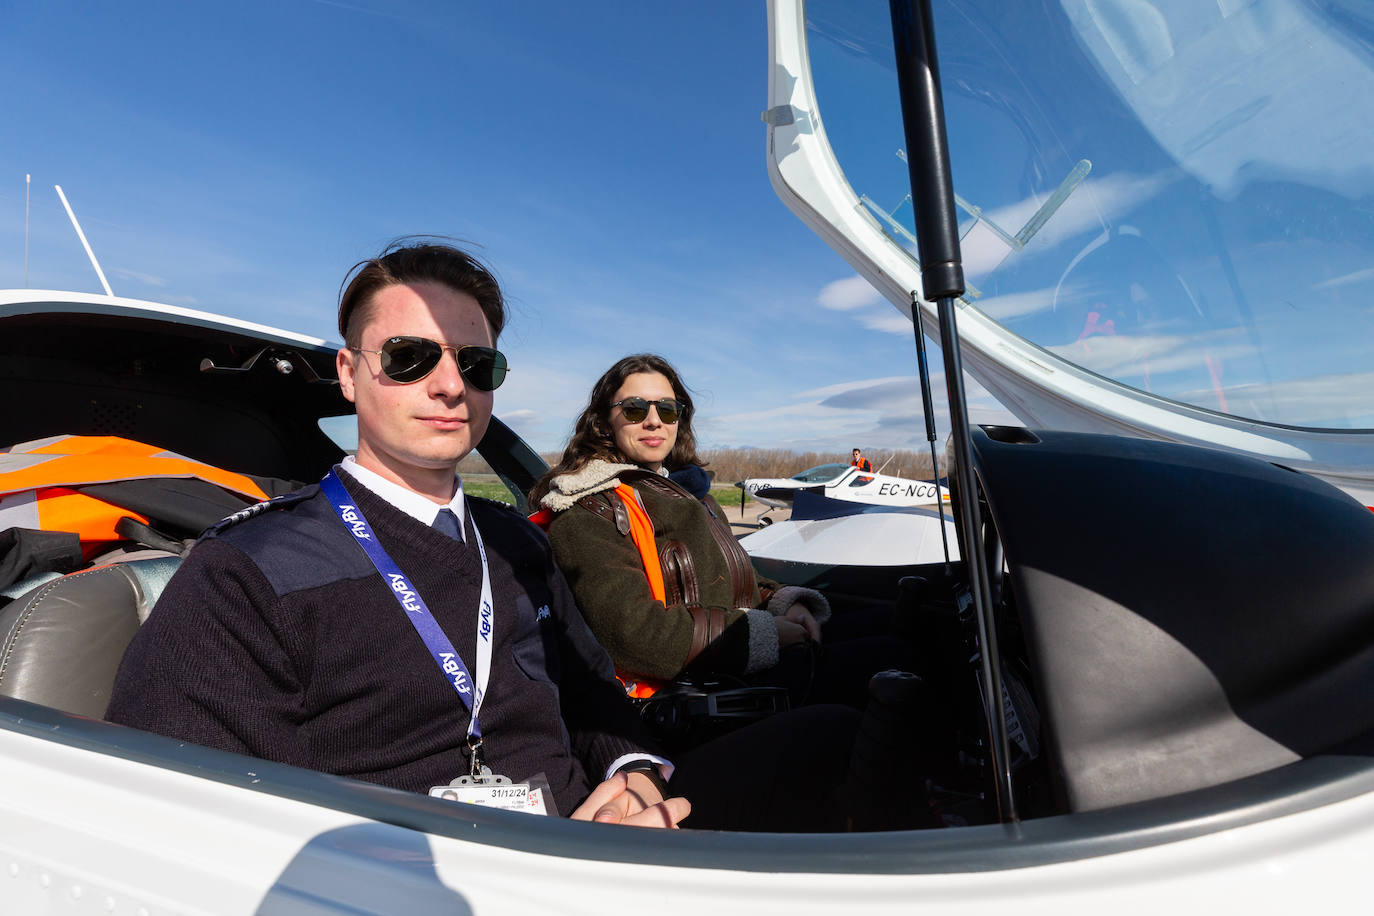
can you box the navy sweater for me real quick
[107,473,652,815]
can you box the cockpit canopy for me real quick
[771,0,1374,504]
[791,463,851,483]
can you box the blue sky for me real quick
[0,0,1001,456]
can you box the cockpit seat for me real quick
[0,555,180,718]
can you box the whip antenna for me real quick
[24,174,31,288]
[55,184,114,297]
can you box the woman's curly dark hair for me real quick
[530,353,705,505]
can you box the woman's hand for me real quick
[784,606,823,643]
[571,772,691,828]
[775,617,813,647]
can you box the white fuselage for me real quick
[741,464,946,510]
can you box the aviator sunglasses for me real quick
[611,396,682,424]
[351,336,509,390]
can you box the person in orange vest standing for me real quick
[850,448,873,473]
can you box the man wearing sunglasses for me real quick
[109,241,687,828]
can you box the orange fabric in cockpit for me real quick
[0,436,268,501]
[0,435,271,557]
[25,488,151,556]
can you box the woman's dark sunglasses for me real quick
[352,336,509,390]
[611,396,682,424]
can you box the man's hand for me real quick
[571,772,690,828]
[784,606,822,643]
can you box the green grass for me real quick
[463,478,517,505]
[710,486,743,507]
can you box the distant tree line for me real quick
[457,447,946,485]
[696,448,946,483]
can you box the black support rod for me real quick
[908,290,951,572]
[887,0,1018,823]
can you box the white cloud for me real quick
[817,275,883,311]
[112,267,169,287]
[499,408,538,434]
[1314,266,1374,291]
[819,172,1175,338]
[860,311,915,334]
[959,220,1017,281]
[1046,326,1255,379]
[798,375,912,400]
[812,275,918,336]
[817,377,920,411]
[973,286,1063,322]
[1184,369,1374,427]
[963,171,1176,281]
[704,371,1020,452]
[491,360,600,452]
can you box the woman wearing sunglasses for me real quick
[531,354,912,712]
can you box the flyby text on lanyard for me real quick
[319,470,496,773]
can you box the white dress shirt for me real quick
[339,455,467,532]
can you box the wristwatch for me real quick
[616,760,670,798]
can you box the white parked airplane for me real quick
[737,462,946,518]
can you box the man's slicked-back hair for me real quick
[338,238,506,347]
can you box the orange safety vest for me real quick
[0,435,269,555]
[529,483,668,699]
[610,484,669,698]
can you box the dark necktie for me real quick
[433,507,463,541]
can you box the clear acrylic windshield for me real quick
[806,0,1374,430]
[793,463,851,481]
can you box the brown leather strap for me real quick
[629,472,692,501]
[685,606,726,665]
[575,492,631,535]
[575,492,615,523]
[703,504,755,608]
[659,539,698,606]
[631,472,757,607]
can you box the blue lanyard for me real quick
[320,470,494,746]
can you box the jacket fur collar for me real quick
[541,459,667,512]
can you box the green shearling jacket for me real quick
[541,460,783,684]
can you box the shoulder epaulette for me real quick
[203,488,316,536]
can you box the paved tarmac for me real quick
[721,496,791,537]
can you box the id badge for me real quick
[430,774,549,815]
